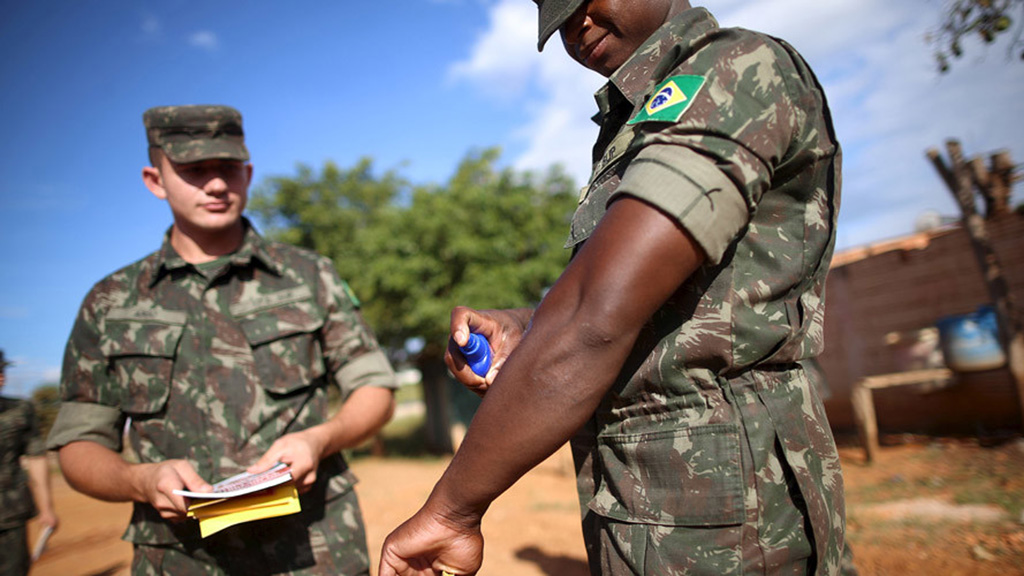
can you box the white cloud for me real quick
[188,30,220,52]
[458,0,1024,249]
[449,0,603,183]
[712,0,910,63]
[448,0,538,97]
[141,15,161,38]
[509,56,603,182]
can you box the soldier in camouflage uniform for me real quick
[1,350,59,576]
[380,1,845,575]
[47,106,397,575]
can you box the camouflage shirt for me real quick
[0,395,44,529]
[48,219,397,547]
[569,8,845,574]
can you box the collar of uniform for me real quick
[152,227,189,285]
[606,7,719,108]
[591,82,629,127]
[149,218,282,286]
[229,219,283,276]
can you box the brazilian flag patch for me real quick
[627,75,705,125]
[340,280,361,308]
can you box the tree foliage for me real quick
[930,0,1024,72]
[251,148,578,364]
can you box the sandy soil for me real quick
[26,447,585,576]
[25,441,1024,576]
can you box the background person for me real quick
[48,105,397,575]
[1,350,59,576]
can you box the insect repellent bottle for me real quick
[459,333,492,377]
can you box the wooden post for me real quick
[968,151,1015,219]
[970,151,1017,219]
[851,382,878,463]
[927,140,1024,432]
[417,355,454,454]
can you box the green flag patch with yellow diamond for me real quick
[628,75,705,125]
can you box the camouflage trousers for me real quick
[0,524,29,576]
[131,487,370,576]
[573,369,846,575]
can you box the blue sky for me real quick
[2,0,1022,397]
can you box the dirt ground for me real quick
[26,439,1024,576]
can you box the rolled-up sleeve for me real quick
[612,143,748,264]
[336,350,398,398]
[48,286,127,451]
[47,401,126,452]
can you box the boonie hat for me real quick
[535,0,585,51]
[0,350,12,369]
[143,105,250,164]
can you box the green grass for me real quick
[394,382,423,405]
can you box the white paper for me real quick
[173,462,292,499]
[31,524,54,562]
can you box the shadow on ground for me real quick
[515,545,589,576]
[84,564,128,576]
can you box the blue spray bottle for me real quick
[459,332,492,377]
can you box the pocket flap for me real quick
[233,288,323,347]
[237,312,324,348]
[101,308,186,358]
[589,422,744,527]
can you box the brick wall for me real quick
[820,213,1024,436]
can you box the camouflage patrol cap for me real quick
[535,0,585,51]
[143,105,250,164]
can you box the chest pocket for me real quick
[100,307,186,415]
[232,286,326,395]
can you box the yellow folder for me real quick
[186,483,302,538]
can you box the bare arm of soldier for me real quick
[248,385,394,493]
[445,307,535,394]
[25,455,59,530]
[379,196,706,576]
[57,440,211,521]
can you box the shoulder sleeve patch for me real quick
[340,280,361,308]
[627,75,706,125]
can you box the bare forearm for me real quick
[57,441,146,502]
[312,386,395,456]
[25,456,56,515]
[492,308,534,332]
[59,440,210,520]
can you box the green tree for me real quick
[31,384,61,441]
[250,157,408,292]
[252,148,578,451]
[930,0,1024,72]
